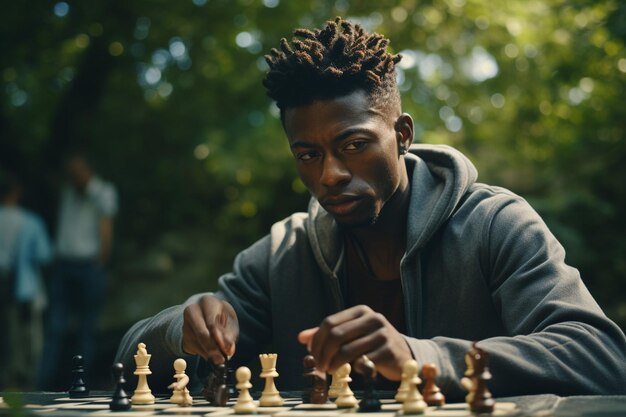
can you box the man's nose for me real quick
[320,155,351,189]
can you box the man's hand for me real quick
[182,295,239,364]
[298,305,412,381]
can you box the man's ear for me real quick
[394,113,414,153]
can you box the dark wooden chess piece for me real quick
[68,355,89,398]
[302,355,328,404]
[212,363,230,407]
[109,363,131,411]
[201,360,216,403]
[467,343,495,413]
[421,363,445,406]
[226,362,236,399]
[356,356,381,412]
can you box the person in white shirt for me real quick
[38,153,118,390]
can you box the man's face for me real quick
[284,90,409,227]
[66,157,92,193]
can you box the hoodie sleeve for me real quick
[114,235,272,393]
[403,196,626,399]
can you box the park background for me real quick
[1,0,625,389]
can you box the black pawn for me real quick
[68,355,89,398]
[202,360,216,402]
[226,362,236,398]
[302,355,327,404]
[109,363,131,411]
[358,359,381,412]
[212,363,229,407]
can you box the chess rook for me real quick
[131,342,155,405]
[259,353,284,406]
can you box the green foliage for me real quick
[1,0,625,330]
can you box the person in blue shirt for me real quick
[0,172,51,389]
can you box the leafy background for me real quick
[1,0,625,389]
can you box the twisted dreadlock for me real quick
[263,17,402,115]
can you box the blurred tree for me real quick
[1,0,625,383]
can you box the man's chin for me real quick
[332,212,379,229]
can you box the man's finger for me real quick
[315,311,380,372]
[298,327,319,350]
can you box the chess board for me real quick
[2,393,520,417]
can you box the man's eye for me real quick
[344,140,367,151]
[297,151,318,161]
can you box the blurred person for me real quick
[0,172,52,389]
[38,153,118,390]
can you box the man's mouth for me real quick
[321,195,362,216]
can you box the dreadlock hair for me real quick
[263,17,402,118]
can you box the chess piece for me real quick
[68,355,89,398]
[227,362,237,398]
[395,360,411,403]
[213,363,230,407]
[357,357,381,412]
[202,360,216,403]
[234,366,256,414]
[422,363,445,406]
[109,363,131,411]
[334,363,358,408]
[302,355,328,404]
[328,369,341,399]
[401,359,427,414]
[464,343,495,413]
[259,353,284,406]
[168,358,193,406]
[131,342,155,405]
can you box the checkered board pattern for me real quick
[16,396,518,417]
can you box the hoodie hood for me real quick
[306,144,478,274]
[404,144,477,258]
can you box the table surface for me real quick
[1,391,626,417]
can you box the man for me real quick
[38,153,118,390]
[0,173,51,389]
[116,18,626,399]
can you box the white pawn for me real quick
[259,353,284,406]
[234,366,256,414]
[334,363,358,408]
[168,358,193,407]
[131,342,155,405]
[328,370,341,399]
[402,360,427,414]
[395,363,410,403]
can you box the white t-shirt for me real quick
[55,176,118,259]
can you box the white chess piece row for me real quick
[233,353,284,414]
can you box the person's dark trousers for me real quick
[37,259,107,390]
[0,270,14,389]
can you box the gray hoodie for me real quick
[116,144,626,399]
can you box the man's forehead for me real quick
[284,90,394,136]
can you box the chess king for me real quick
[131,343,155,405]
[116,17,626,398]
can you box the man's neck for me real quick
[347,172,411,277]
